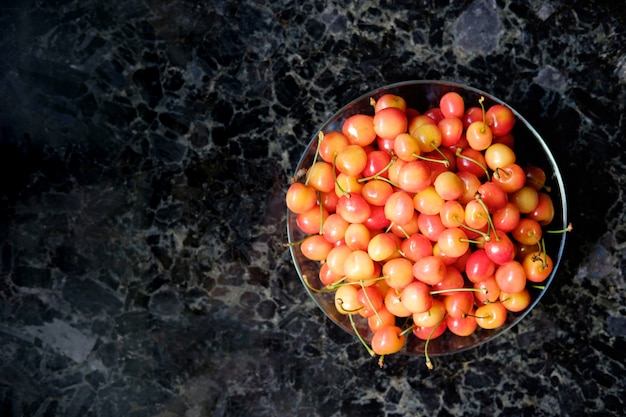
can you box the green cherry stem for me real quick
[474,194,499,241]
[332,153,350,198]
[349,313,376,357]
[455,147,490,178]
[305,131,324,187]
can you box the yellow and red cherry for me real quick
[522,251,554,282]
[528,192,555,226]
[483,229,516,265]
[336,193,371,224]
[465,248,496,284]
[300,234,334,261]
[474,301,508,329]
[371,325,406,355]
[439,91,465,119]
[417,213,447,242]
[384,190,416,226]
[412,255,447,286]
[342,114,377,147]
[285,182,317,214]
[511,218,543,246]
[492,163,526,193]
[436,227,470,259]
[318,131,349,163]
[438,116,464,147]
[373,107,408,141]
[397,160,431,193]
[485,104,515,136]
[400,280,434,313]
[400,232,433,263]
[296,205,328,235]
[494,260,527,294]
[362,149,392,179]
[383,257,415,289]
[364,204,392,231]
[474,276,501,305]
[367,305,396,333]
[356,285,384,318]
[492,201,521,233]
[484,143,516,170]
[499,288,531,312]
[446,311,478,337]
[335,144,368,177]
[412,298,447,328]
[443,291,474,319]
[374,93,407,112]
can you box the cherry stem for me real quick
[421,143,450,167]
[546,222,573,234]
[429,287,487,296]
[493,167,509,181]
[358,156,399,187]
[454,216,490,241]
[474,194,499,241]
[360,280,383,324]
[455,147,490,179]
[332,153,350,198]
[348,313,376,357]
[424,314,448,370]
[527,177,552,192]
[305,131,324,187]
[479,96,487,133]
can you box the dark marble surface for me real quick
[0,0,625,416]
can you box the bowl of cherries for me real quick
[285,80,569,368]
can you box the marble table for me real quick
[0,0,624,416]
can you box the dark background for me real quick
[1,0,625,416]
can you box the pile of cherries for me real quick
[286,91,568,368]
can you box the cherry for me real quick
[491,163,526,193]
[374,93,407,112]
[412,255,447,285]
[400,232,433,263]
[300,234,334,261]
[368,232,400,262]
[361,179,393,206]
[397,160,431,193]
[374,107,408,141]
[335,284,363,314]
[499,288,531,312]
[384,190,415,226]
[383,257,415,289]
[528,192,555,226]
[483,229,516,265]
[476,182,508,213]
[465,248,496,284]
[436,227,470,258]
[522,250,554,283]
[439,91,465,119]
[485,104,515,136]
[400,280,433,313]
[336,193,371,224]
[446,312,477,337]
[412,298,447,328]
[364,204,392,231]
[335,144,368,177]
[494,260,527,293]
[413,186,445,215]
[342,114,376,147]
[443,291,474,319]
[473,302,507,329]
[371,325,406,355]
[286,182,317,214]
[362,149,392,179]
[368,306,397,333]
[484,143,516,171]
[356,286,384,318]
[318,131,349,163]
